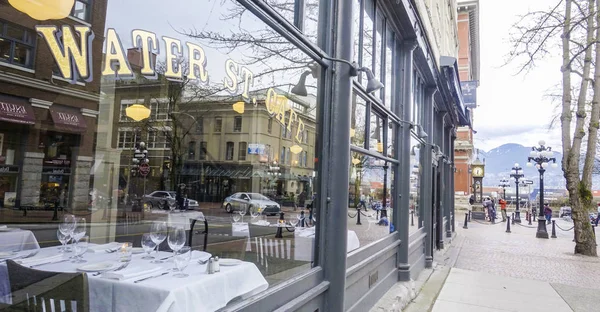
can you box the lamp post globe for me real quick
[527,141,557,239]
[509,163,525,223]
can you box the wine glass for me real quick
[61,215,76,252]
[168,200,176,212]
[173,246,192,278]
[150,221,167,263]
[141,233,157,260]
[232,213,241,223]
[250,206,260,221]
[71,236,89,263]
[167,227,186,255]
[72,217,87,242]
[239,205,247,223]
[290,214,300,227]
[57,230,69,252]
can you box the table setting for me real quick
[0,217,268,312]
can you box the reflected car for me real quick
[142,191,199,210]
[223,193,281,216]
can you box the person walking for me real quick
[469,194,475,206]
[499,197,507,222]
[595,203,600,226]
[544,203,552,224]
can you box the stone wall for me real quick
[72,156,93,210]
[20,152,44,206]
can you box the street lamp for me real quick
[526,140,558,239]
[509,163,524,223]
[498,178,511,200]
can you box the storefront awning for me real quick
[0,94,35,125]
[50,105,87,132]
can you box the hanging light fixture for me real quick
[352,158,361,165]
[290,145,303,154]
[126,104,151,121]
[232,101,245,114]
[9,0,74,20]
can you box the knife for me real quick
[30,259,70,268]
[133,271,169,283]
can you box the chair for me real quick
[4,260,89,312]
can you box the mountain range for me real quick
[478,143,600,189]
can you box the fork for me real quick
[105,247,120,253]
[92,261,130,276]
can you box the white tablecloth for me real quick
[294,228,360,252]
[0,245,268,312]
[0,229,39,252]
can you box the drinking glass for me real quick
[239,205,247,223]
[72,218,87,242]
[167,227,186,254]
[232,213,241,223]
[250,207,260,220]
[173,246,192,278]
[61,215,76,252]
[150,221,167,263]
[57,230,69,252]
[117,242,133,263]
[72,236,89,263]
[141,233,157,260]
[290,215,299,227]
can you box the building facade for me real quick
[0,0,469,311]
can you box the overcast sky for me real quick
[474,0,564,152]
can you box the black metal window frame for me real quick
[0,19,36,69]
[214,117,222,133]
[71,0,93,23]
[233,116,242,132]
[225,141,234,160]
[199,141,207,160]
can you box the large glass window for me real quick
[0,20,35,68]
[264,0,320,44]
[351,94,367,148]
[410,136,422,233]
[0,0,322,310]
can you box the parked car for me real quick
[223,193,281,216]
[142,191,199,210]
[559,206,571,217]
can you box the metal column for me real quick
[397,40,417,281]
[445,126,453,238]
[422,88,436,268]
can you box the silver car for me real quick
[142,191,199,210]
[223,193,281,216]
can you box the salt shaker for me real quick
[214,256,220,272]
[206,257,215,274]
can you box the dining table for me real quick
[0,243,269,312]
[0,227,40,253]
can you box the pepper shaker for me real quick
[214,256,220,272]
[206,257,215,274]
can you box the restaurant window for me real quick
[196,117,203,133]
[352,0,361,63]
[267,117,273,133]
[234,116,242,132]
[0,20,35,68]
[361,0,374,84]
[375,10,384,100]
[264,0,320,44]
[71,0,92,22]
[239,142,247,160]
[226,142,234,160]
[214,117,222,133]
[411,136,423,232]
[384,25,395,110]
[369,111,384,154]
[199,141,207,160]
[351,94,367,148]
[188,141,196,160]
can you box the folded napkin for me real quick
[192,251,211,262]
[87,242,124,253]
[16,254,64,267]
[102,266,164,281]
[0,225,6,229]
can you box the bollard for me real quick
[468,211,471,222]
[506,216,511,233]
[525,211,529,222]
[511,213,515,225]
[275,211,285,238]
[411,210,414,226]
[528,212,532,225]
[551,220,557,238]
[593,225,597,246]
[463,213,468,229]
[300,210,306,227]
[356,207,362,225]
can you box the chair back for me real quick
[5,260,89,312]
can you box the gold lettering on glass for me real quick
[132,30,158,76]
[102,29,133,77]
[36,25,92,81]
[162,36,183,79]
[186,42,209,83]
[223,59,239,93]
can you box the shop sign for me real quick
[248,144,265,155]
[45,159,71,166]
[0,165,19,174]
[42,168,71,175]
[460,81,477,108]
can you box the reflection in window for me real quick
[348,152,395,250]
[267,117,273,133]
[361,0,374,83]
[239,142,247,160]
[214,117,222,133]
[375,10,384,100]
[234,116,242,132]
[196,117,203,133]
[388,122,397,158]
[199,142,207,160]
[351,94,367,148]
[71,0,92,22]
[0,20,35,68]
[385,26,395,109]
[410,136,422,232]
[226,142,234,160]
[352,0,361,63]
[188,141,196,160]
[369,112,384,154]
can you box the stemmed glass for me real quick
[70,218,86,258]
[290,214,300,227]
[167,227,186,255]
[141,233,157,260]
[239,205,247,223]
[173,246,192,278]
[57,230,70,252]
[60,214,76,252]
[232,213,241,224]
[71,236,89,263]
[150,221,167,263]
[250,207,260,221]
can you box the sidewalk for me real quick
[431,268,572,312]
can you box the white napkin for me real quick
[87,242,124,253]
[16,254,65,267]
[102,266,164,281]
[192,251,211,262]
[295,227,315,238]
[0,225,6,229]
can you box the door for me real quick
[431,167,437,253]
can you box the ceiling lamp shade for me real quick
[232,101,245,114]
[350,128,356,138]
[290,145,303,154]
[352,158,361,165]
[126,104,151,121]
[9,0,74,20]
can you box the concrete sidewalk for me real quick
[432,268,572,312]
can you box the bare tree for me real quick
[508,0,599,255]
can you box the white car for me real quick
[223,193,281,216]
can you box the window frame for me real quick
[199,141,207,160]
[0,20,36,69]
[234,116,242,132]
[225,141,234,161]
[214,117,223,133]
[239,142,248,160]
[70,0,93,23]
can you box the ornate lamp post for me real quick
[498,178,510,200]
[509,163,524,223]
[526,140,558,239]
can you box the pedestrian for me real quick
[359,193,366,210]
[595,203,600,226]
[499,197,507,222]
[544,203,552,224]
[469,194,475,206]
[490,198,497,224]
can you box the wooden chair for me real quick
[4,260,89,312]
